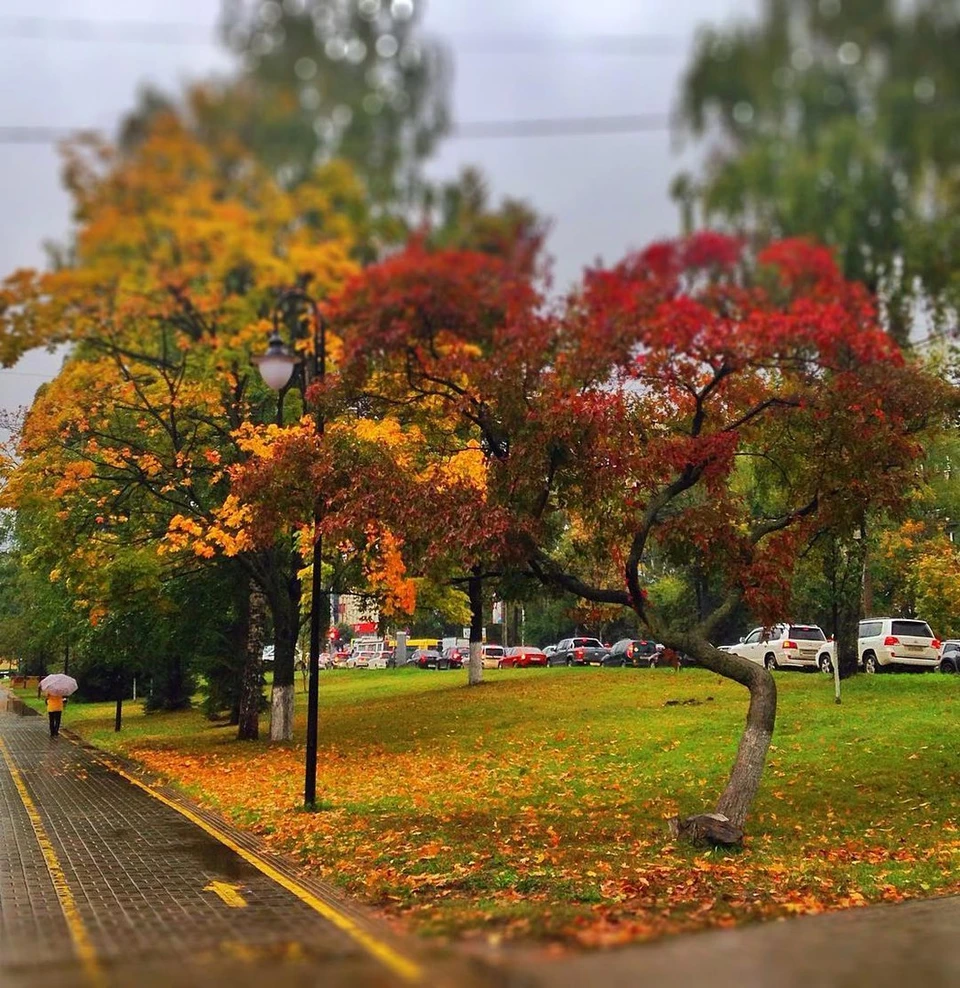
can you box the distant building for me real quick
[333,594,379,634]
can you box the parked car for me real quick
[501,646,548,668]
[347,650,378,669]
[939,641,960,673]
[412,648,444,669]
[548,637,610,666]
[720,624,835,671]
[609,638,660,667]
[441,646,466,669]
[481,644,506,669]
[859,618,941,673]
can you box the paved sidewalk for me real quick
[506,886,960,988]
[0,700,481,988]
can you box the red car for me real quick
[501,646,548,668]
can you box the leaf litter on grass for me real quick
[65,669,960,946]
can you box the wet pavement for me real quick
[0,697,475,988]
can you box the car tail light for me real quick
[782,640,797,650]
[626,644,634,658]
[932,639,941,650]
[883,636,900,646]
[575,648,584,659]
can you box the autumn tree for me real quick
[329,233,950,840]
[0,114,361,738]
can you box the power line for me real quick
[455,113,672,139]
[0,114,673,147]
[0,15,684,55]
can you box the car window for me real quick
[891,620,934,639]
[574,638,603,648]
[483,645,505,656]
[859,621,882,638]
[943,643,960,656]
[788,626,826,641]
[744,630,762,645]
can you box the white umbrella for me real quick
[39,674,78,698]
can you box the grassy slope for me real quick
[19,668,960,946]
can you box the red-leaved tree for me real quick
[328,233,950,840]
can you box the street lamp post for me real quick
[253,289,327,808]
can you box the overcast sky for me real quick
[0,0,755,420]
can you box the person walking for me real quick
[44,691,64,738]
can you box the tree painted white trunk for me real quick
[468,641,483,686]
[270,683,294,741]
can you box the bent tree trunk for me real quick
[467,568,483,686]
[671,638,777,840]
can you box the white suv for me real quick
[859,618,941,673]
[721,623,835,672]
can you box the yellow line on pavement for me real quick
[0,736,105,988]
[100,758,422,984]
[203,880,248,908]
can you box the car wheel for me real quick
[648,656,657,669]
[818,653,833,674]
[764,653,778,671]
[497,660,503,669]
[566,657,573,667]
[939,659,956,674]
[863,652,879,675]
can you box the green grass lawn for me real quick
[14,668,960,946]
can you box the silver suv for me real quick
[858,618,941,673]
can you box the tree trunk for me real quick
[467,567,483,686]
[670,638,777,836]
[237,589,266,741]
[267,561,301,742]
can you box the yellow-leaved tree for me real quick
[0,112,364,739]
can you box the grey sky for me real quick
[0,0,754,419]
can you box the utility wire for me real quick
[455,113,672,139]
[0,115,673,146]
[0,15,684,54]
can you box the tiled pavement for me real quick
[0,700,486,988]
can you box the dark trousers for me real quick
[48,711,61,737]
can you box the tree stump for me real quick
[668,812,743,847]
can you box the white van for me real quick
[859,618,940,673]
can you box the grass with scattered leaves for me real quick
[16,667,960,947]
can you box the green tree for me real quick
[124,0,451,208]
[676,0,960,344]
